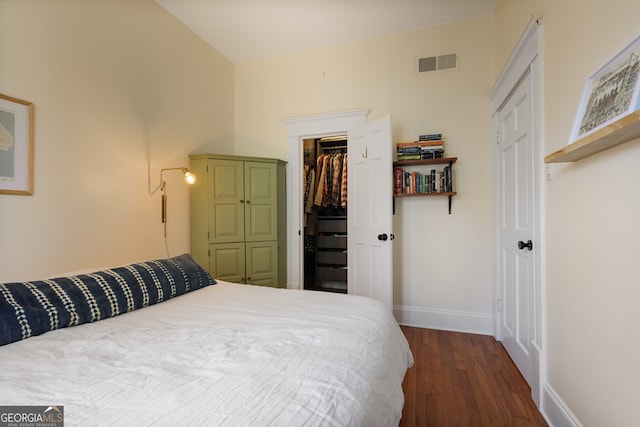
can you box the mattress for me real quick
[0,280,413,426]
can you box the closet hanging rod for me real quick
[319,135,347,142]
[321,145,347,151]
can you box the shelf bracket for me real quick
[448,159,454,214]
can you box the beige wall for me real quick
[493,0,542,73]
[0,0,234,281]
[235,17,496,332]
[496,0,640,426]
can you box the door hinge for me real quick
[496,298,503,312]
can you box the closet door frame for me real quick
[284,109,368,289]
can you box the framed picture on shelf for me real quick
[0,94,34,195]
[570,35,640,143]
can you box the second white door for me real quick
[497,70,537,388]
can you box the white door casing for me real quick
[490,18,542,407]
[347,115,394,311]
[284,110,368,290]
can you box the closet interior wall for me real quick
[303,137,348,293]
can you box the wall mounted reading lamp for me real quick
[149,167,196,236]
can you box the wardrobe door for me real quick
[210,242,246,283]
[246,241,278,286]
[209,159,245,243]
[244,161,277,242]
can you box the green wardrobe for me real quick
[190,154,286,287]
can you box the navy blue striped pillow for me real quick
[0,253,215,346]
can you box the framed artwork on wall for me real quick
[571,35,640,143]
[0,94,34,195]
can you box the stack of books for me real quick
[396,133,444,161]
[394,166,453,195]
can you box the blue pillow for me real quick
[0,253,215,346]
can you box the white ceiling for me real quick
[155,0,496,64]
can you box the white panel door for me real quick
[348,115,394,311]
[497,71,536,387]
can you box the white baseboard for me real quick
[393,305,493,335]
[541,383,583,427]
[530,342,542,407]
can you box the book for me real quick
[396,140,444,147]
[421,151,444,159]
[397,154,422,161]
[444,165,453,192]
[411,171,417,194]
[394,167,403,195]
[419,133,442,141]
[397,146,422,154]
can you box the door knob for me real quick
[378,233,388,241]
[518,240,533,251]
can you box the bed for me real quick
[0,254,413,426]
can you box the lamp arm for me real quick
[148,178,164,196]
[148,167,191,195]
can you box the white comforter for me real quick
[0,281,413,426]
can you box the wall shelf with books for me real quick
[393,157,457,214]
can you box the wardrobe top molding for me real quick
[189,153,287,165]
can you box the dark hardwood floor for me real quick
[399,326,547,426]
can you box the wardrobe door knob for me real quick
[378,233,388,241]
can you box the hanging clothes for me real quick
[314,155,327,207]
[304,167,316,218]
[321,154,331,207]
[313,152,348,209]
[331,153,343,207]
[340,153,348,207]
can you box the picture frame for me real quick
[570,35,640,143]
[0,94,34,195]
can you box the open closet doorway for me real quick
[285,110,395,311]
[303,136,348,293]
[284,109,367,292]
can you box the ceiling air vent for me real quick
[417,53,458,74]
